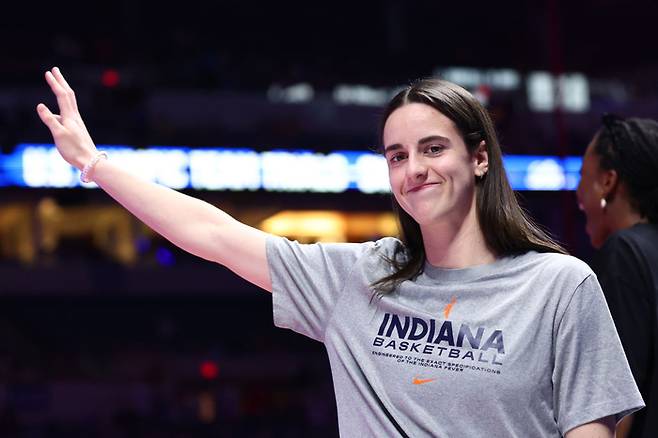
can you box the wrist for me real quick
[75,150,97,171]
[80,151,108,183]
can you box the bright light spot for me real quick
[110,148,189,188]
[261,211,346,240]
[354,154,389,193]
[260,211,399,241]
[155,247,175,266]
[189,150,260,190]
[101,69,120,87]
[527,72,555,112]
[487,69,520,90]
[199,361,219,380]
[153,149,189,189]
[333,85,390,106]
[437,67,520,91]
[22,146,49,187]
[262,151,350,192]
[525,159,566,190]
[528,71,590,112]
[267,83,314,103]
[560,74,589,112]
[440,67,481,88]
[22,146,76,187]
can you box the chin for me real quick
[592,233,608,249]
[410,211,449,227]
[588,228,608,249]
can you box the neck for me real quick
[607,197,648,235]
[421,198,496,268]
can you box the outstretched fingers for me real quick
[51,67,73,92]
[36,103,63,135]
[51,67,78,114]
[45,67,79,119]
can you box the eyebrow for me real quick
[383,135,451,154]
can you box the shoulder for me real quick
[602,228,635,253]
[317,236,405,261]
[370,236,405,255]
[596,225,658,273]
[524,254,607,324]
[602,224,658,257]
[516,251,593,278]
[361,236,407,266]
[595,231,635,274]
[595,224,658,288]
[352,237,408,282]
[267,234,404,264]
[507,251,595,293]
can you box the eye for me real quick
[426,144,445,154]
[388,153,406,164]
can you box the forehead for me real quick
[383,103,460,146]
[582,136,601,169]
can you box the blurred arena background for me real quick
[1,0,658,436]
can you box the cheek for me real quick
[388,168,403,192]
[577,174,594,200]
[575,182,586,206]
[445,161,477,193]
[579,186,603,228]
[445,156,473,178]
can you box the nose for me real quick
[406,155,428,182]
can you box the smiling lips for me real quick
[406,182,441,193]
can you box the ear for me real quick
[599,168,618,199]
[473,140,489,177]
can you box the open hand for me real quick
[36,67,98,170]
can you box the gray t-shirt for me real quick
[266,236,644,437]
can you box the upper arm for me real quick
[564,416,615,438]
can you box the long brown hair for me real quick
[373,78,566,293]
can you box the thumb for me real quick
[36,103,62,133]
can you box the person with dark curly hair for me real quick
[577,114,658,438]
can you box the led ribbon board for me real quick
[0,144,582,192]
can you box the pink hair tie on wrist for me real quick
[80,151,108,183]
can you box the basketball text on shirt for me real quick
[373,312,505,366]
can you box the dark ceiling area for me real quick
[2,0,657,87]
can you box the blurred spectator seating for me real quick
[37,197,136,265]
[0,203,35,264]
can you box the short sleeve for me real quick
[552,274,645,434]
[266,235,372,342]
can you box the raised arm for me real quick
[36,67,272,292]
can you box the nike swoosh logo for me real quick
[413,377,436,385]
[443,296,457,319]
